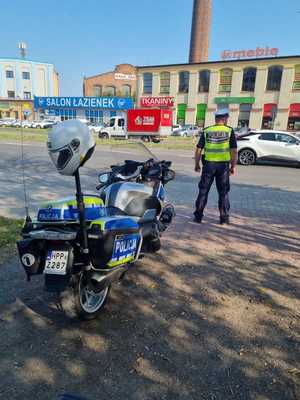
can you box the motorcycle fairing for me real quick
[37,195,104,222]
[88,216,142,269]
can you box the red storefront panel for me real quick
[289,103,300,118]
[127,109,161,132]
[263,103,277,117]
[160,109,172,126]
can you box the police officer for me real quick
[194,108,237,224]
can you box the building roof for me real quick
[0,57,55,66]
[137,55,300,69]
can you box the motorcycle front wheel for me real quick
[59,272,110,320]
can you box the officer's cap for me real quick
[215,107,230,117]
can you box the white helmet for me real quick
[47,120,95,176]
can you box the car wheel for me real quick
[101,132,109,139]
[36,125,41,129]
[238,149,256,165]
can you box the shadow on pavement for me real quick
[0,207,299,400]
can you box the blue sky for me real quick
[1,0,299,96]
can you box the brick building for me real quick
[83,64,137,99]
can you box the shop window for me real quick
[219,68,233,92]
[178,71,189,93]
[59,109,76,121]
[292,65,300,90]
[287,103,300,130]
[261,103,277,129]
[196,104,207,127]
[24,91,31,99]
[93,85,102,97]
[6,70,14,78]
[121,85,131,97]
[14,111,19,119]
[7,91,15,98]
[160,72,170,94]
[177,103,186,124]
[198,70,210,92]
[238,103,252,127]
[85,109,103,124]
[143,73,153,94]
[5,111,10,117]
[242,67,256,92]
[22,71,30,80]
[104,86,116,96]
[266,66,283,91]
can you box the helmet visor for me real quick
[49,145,73,170]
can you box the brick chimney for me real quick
[189,0,212,63]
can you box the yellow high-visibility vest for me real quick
[204,125,232,162]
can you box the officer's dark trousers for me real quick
[195,161,230,218]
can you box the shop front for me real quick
[215,96,255,128]
[287,103,300,130]
[0,100,35,120]
[34,96,134,124]
[262,103,277,129]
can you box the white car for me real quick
[172,125,200,137]
[34,120,57,129]
[88,123,103,135]
[237,130,300,166]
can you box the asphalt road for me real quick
[0,141,299,219]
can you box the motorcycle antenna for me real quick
[20,111,32,232]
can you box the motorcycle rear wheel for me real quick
[59,272,110,320]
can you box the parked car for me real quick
[1,118,16,127]
[171,124,182,135]
[172,125,200,137]
[234,126,250,138]
[34,120,57,129]
[237,130,300,166]
[22,120,34,128]
[88,123,103,135]
[12,120,23,128]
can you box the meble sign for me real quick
[221,47,279,60]
[34,96,134,110]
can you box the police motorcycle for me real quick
[17,120,175,320]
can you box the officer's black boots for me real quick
[220,215,230,225]
[193,211,203,223]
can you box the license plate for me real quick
[44,250,69,275]
[111,234,139,264]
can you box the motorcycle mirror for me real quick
[98,173,109,184]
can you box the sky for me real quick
[1,0,300,96]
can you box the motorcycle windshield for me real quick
[89,141,159,175]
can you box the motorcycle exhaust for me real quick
[89,266,128,293]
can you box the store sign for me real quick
[114,73,136,81]
[215,97,255,104]
[0,102,10,109]
[140,96,174,108]
[34,96,134,110]
[221,47,279,60]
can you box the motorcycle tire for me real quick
[58,272,110,320]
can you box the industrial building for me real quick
[136,55,300,131]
